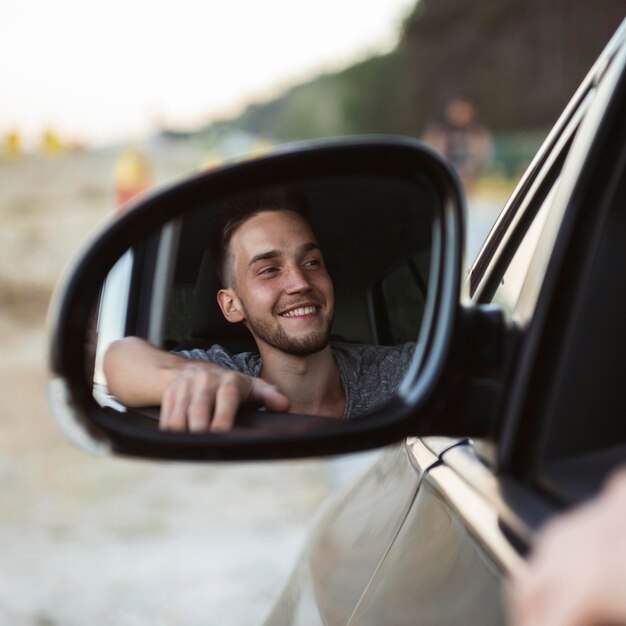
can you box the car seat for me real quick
[174,249,257,354]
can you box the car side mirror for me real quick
[47,138,466,460]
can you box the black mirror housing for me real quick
[47,137,466,460]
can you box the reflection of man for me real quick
[506,466,626,626]
[104,187,415,432]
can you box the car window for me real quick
[472,89,594,308]
[491,181,558,318]
[377,254,428,345]
[471,98,588,471]
[497,46,626,504]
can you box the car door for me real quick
[305,113,574,626]
[347,19,626,626]
[262,20,626,626]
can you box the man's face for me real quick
[222,210,335,357]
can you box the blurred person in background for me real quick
[422,95,493,188]
[506,466,626,626]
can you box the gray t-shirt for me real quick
[176,342,415,417]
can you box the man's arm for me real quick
[103,337,289,432]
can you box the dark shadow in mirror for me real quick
[92,174,436,434]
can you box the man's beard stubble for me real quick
[242,303,333,357]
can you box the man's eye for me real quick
[259,266,278,276]
[304,259,321,268]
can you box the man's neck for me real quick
[259,344,345,418]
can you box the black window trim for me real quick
[496,39,626,504]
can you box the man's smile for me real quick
[279,304,321,318]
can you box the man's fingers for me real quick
[160,369,215,432]
[211,374,246,432]
[249,379,290,413]
[160,376,194,431]
[187,371,217,432]
[160,367,289,433]
[160,384,176,430]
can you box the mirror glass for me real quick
[89,173,438,433]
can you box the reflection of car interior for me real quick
[162,176,434,354]
[94,175,436,403]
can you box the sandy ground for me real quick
[0,145,501,626]
[0,147,353,626]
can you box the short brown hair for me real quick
[211,186,313,287]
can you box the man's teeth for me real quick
[281,306,317,317]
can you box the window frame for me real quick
[494,36,626,504]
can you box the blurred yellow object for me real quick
[199,150,224,171]
[41,130,63,157]
[249,137,273,159]
[3,131,21,159]
[471,174,517,203]
[114,147,152,212]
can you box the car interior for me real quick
[93,173,438,427]
[128,175,436,355]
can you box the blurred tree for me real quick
[401,0,625,132]
[211,0,625,142]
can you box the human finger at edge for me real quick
[188,378,216,432]
[164,379,194,431]
[210,380,243,432]
[250,380,290,412]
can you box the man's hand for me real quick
[103,337,289,432]
[506,467,626,626]
[160,362,290,432]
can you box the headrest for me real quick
[188,249,256,353]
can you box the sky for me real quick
[2,0,415,146]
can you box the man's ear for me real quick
[217,288,245,323]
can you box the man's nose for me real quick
[284,264,312,293]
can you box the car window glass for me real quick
[93,251,134,386]
[379,254,428,344]
[474,88,594,307]
[491,180,559,317]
